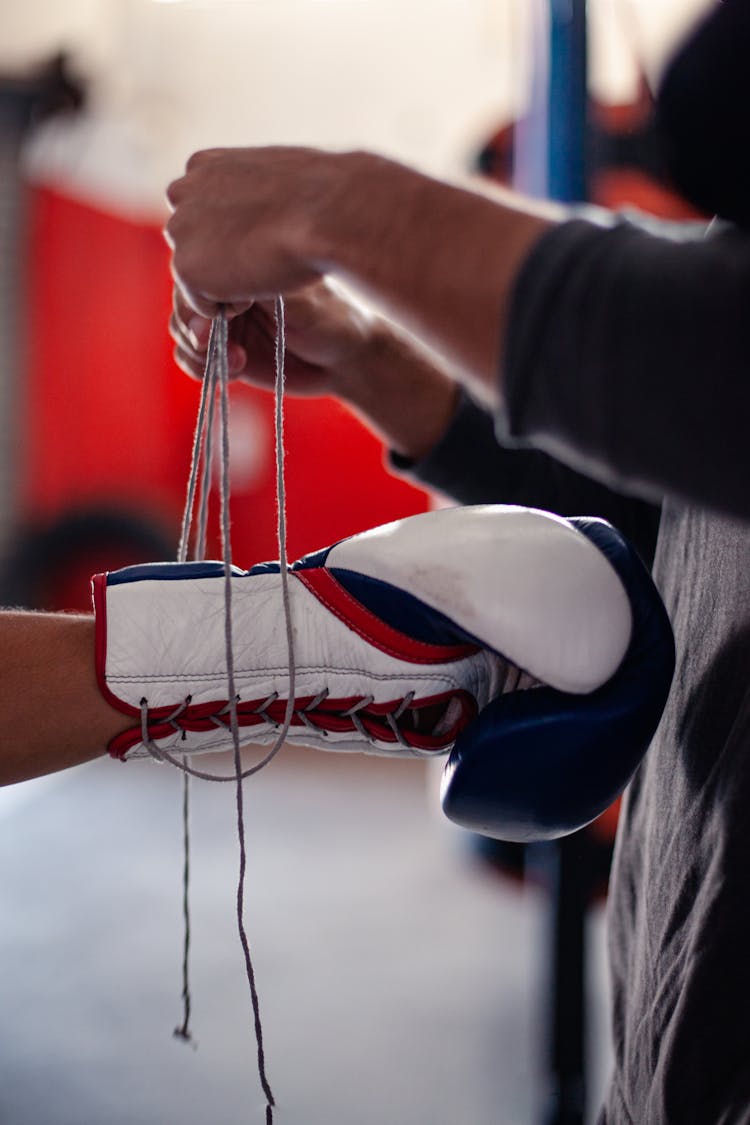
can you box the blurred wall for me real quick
[14,0,522,218]
[0,0,715,604]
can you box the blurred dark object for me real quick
[0,508,173,612]
[472,799,618,904]
[656,0,750,226]
[0,52,85,131]
[587,74,702,218]
[477,72,705,221]
[589,75,667,184]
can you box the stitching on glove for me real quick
[137,687,470,757]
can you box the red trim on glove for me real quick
[295,568,479,663]
[95,563,480,761]
[107,689,478,761]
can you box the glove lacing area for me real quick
[136,651,541,767]
[137,685,475,764]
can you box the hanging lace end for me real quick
[172,1024,197,1050]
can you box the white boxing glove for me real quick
[92,506,632,763]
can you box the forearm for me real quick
[166,148,562,408]
[0,612,127,786]
[314,154,562,406]
[502,215,750,516]
[330,314,460,460]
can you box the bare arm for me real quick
[165,149,562,409]
[336,317,460,461]
[0,612,128,786]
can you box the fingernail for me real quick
[188,315,209,347]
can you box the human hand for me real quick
[169,277,377,398]
[170,275,459,462]
[165,146,358,318]
[165,144,558,405]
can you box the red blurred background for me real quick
[13,184,429,610]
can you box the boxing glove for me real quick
[440,515,675,841]
[93,506,637,769]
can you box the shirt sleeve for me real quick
[390,389,661,566]
[499,214,750,518]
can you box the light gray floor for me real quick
[0,749,612,1125]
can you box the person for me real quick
[164,2,750,1122]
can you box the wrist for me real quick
[311,152,559,404]
[310,151,424,281]
[331,315,460,461]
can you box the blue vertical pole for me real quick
[541,10,590,1125]
[506,4,591,1119]
[547,0,588,203]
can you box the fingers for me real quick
[165,234,248,321]
[169,315,207,380]
[170,288,210,379]
[170,289,247,380]
[164,145,330,318]
[164,197,253,321]
[164,149,262,319]
[165,148,226,208]
[172,289,211,348]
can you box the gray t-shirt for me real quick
[401,213,750,1123]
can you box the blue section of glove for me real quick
[246,544,335,576]
[440,518,675,842]
[106,560,246,585]
[326,569,487,648]
[249,545,489,648]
